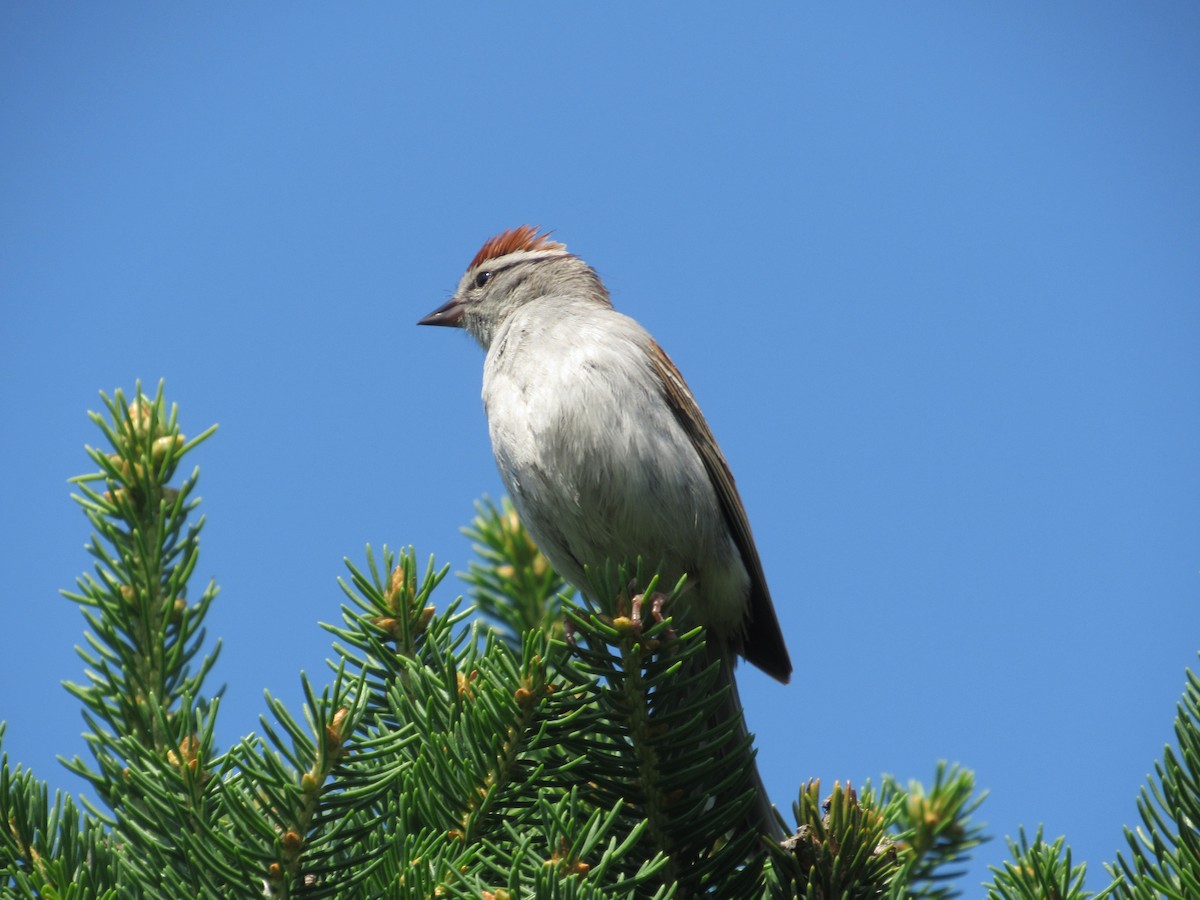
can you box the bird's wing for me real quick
[647,340,792,683]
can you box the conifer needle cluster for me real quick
[1,385,1195,898]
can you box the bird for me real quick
[419,225,792,836]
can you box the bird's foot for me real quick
[628,590,677,641]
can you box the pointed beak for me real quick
[417,297,466,327]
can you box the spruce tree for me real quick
[1,384,1194,897]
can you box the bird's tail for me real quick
[712,646,786,841]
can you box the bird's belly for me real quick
[486,369,746,632]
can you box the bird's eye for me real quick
[474,271,492,288]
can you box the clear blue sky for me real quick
[3,4,1198,892]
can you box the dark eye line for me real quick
[472,256,546,289]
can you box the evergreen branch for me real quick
[29,383,1195,896]
[0,724,121,896]
[92,694,243,897]
[878,762,989,898]
[462,497,572,646]
[60,382,220,811]
[453,791,675,899]
[220,666,382,898]
[554,566,769,897]
[328,546,467,707]
[768,779,901,898]
[1110,658,1200,899]
[985,827,1117,900]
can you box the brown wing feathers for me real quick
[648,341,792,683]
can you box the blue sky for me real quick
[3,4,1198,892]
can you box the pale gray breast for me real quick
[482,301,744,625]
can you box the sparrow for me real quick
[420,226,792,834]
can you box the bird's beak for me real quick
[417,297,466,327]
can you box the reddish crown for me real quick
[468,225,566,271]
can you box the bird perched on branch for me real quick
[420,226,792,836]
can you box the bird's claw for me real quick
[630,590,676,640]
